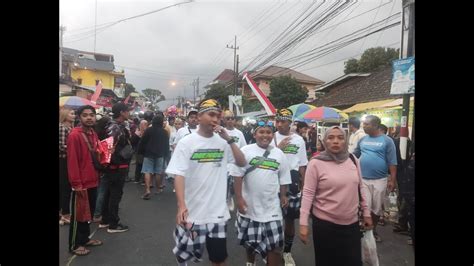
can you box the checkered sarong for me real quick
[288,192,301,209]
[235,214,284,259]
[173,222,227,262]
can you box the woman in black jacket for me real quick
[138,115,170,199]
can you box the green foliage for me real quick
[344,47,400,74]
[269,75,308,109]
[203,84,234,108]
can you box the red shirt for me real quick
[67,126,100,190]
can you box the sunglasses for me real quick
[256,120,274,127]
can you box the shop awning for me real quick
[342,99,395,113]
[378,97,414,108]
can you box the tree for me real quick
[203,83,233,108]
[344,58,359,74]
[242,96,263,112]
[344,47,400,74]
[142,88,166,109]
[269,75,308,109]
[124,83,136,98]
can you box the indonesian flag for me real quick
[90,80,103,105]
[243,72,276,115]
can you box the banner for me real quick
[390,57,414,95]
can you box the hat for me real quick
[275,108,293,121]
[223,110,234,117]
[112,102,133,115]
[187,109,198,117]
[198,99,221,114]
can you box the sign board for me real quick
[390,57,414,95]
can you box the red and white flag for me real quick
[90,80,103,105]
[243,72,276,115]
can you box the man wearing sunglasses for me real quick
[270,108,308,266]
[231,120,291,266]
[166,99,246,266]
[223,110,247,212]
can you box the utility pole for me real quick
[226,35,239,96]
[59,26,65,78]
[399,0,415,161]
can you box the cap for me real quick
[275,108,293,121]
[198,99,222,113]
[112,102,133,115]
[187,109,198,117]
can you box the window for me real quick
[77,78,82,85]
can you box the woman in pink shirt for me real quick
[299,126,373,266]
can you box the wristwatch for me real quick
[227,138,236,144]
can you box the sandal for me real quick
[71,246,90,256]
[141,193,151,200]
[85,239,103,247]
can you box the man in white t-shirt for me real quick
[223,110,247,212]
[172,110,199,149]
[231,120,291,266]
[166,99,246,265]
[270,108,308,266]
[348,117,366,153]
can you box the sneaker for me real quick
[98,223,109,228]
[246,262,256,266]
[282,252,296,266]
[107,224,129,233]
[227,197,235,212]
[407,238,413,245]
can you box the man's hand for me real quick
[299,225,310,245]
[363,216,373,230]
[278,136,291,150]
[214,125,231,142]
[237,197,248,214]
[176,206,188,225]
[387,178,396,192]
[280,195,289,208]
[72,187,86,191]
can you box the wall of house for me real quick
[71,69,115,89]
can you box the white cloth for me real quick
[169,126,177,151]
[173,126,198,146]
[270,132,308,171]
[166,132,235,224]
[348,128,367,153]
[230,144,291,222]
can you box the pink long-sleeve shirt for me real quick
[300,157,371,226]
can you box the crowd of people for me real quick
[59,99,415,265]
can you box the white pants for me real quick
[361,178,387,216]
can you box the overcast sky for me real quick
[60,0,402,109]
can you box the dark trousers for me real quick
[406,196,415,248]
[68,187,97,251]
[102,168,127,227]
[397,195,409,228]
[312,216,362,266]
[59,158,71,215]
[135,162,143,182]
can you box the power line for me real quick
[299,41,400,72]
[358,0,384,54]
[375,0,397,46]
[64,1,193,42]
